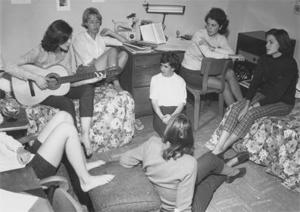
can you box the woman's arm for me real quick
[120,142,146,168]
[175,158,197,212]
[101,28,129,44]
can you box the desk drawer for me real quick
[133,65,160,87]
[135,54,162,68]
[133,87,152,117]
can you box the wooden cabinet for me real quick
[120,51,184,117]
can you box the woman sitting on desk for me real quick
[180,7,244,106]
[73,7,129,91]
[0,111,114,192]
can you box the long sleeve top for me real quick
[72,31,122,66]
[181,29,234,71]
[120,136,197,212]
[246,55,298,106]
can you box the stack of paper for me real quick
[140,23,166,44]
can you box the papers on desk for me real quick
[0,188,38,212]
[154,38,192,52]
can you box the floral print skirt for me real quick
[205,100,300,192]
[26,85,135,153]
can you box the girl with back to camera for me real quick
[180,7,244,106]
[120,113,246,211]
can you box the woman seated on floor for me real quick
[120,113,246,212]
[210,28,299,156]
[0,110,114,192]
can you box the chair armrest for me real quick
[39,175,69,191]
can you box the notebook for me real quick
[140,23,166,44]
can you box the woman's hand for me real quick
[34,75,48,90]
[238,101,250,121]
[16,147,31,165]
[162,114,171,124]
[229,54,245,61]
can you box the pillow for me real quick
[88,161,161,212]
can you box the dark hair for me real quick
[162,113,194,160]
[205,8,229,35]
[160,52,180,71]
[82,7,102,29]
[41,20,72,52]
[266,28,292,56]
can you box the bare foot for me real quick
[80,174,115,192]
[86,160,106,171]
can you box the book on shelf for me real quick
[140,23,166,45]
[123,42,153,54]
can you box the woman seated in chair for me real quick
[0,111,114,192]
[179,7,244,106]
[120,113,246,212]
[210,28,298,155]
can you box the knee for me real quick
[57,122,77,135]
[225,69,235,80]
[55,111,74,125]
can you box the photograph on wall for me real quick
[56,0,71,11]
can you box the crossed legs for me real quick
[94,47,128,91]
[36,111,114,192]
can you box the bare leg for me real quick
[221,133,239,152]
[208,77,235,106]
[225,69,243,101]
[212,130,231,155]
[37,122,114,192]
[80,117,93,156]
[37,111,73,143]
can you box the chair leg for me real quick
[218,93,224,117]
[194,94,201,130]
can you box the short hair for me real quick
[41,20,72,52]
[160,52,180,71]
[162,113,194,160]
[266,28,292,56]
[82,7,102,29]
[205,8,229,35]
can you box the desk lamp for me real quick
[143,3,185,25]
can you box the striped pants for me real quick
[223,93,294,138]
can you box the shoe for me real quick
[225,167,246,183]
[224,151,250,166]
[81,143,93,159]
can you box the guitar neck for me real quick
[58,67,120,84]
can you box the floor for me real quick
[98,100,300,212]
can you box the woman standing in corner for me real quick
[73,7,129,92]
[211,29,298,155]
[8,20,103,158]
[180,7,244,107]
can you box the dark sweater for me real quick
[246,54,298,106]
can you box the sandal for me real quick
[81,143,93,159]
[225,151,250,166]
[225,167,247,183]
[135,119,144,131]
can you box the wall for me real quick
[1,0,299,66]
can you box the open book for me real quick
[140,23,166,44]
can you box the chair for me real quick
[186,58,231,130]
[40,175,83,212]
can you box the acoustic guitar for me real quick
[12,64,119,106]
